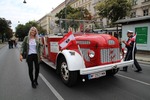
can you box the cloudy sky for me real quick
[0,0,64,32]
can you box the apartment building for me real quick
[37,0,105,34]
[131,0,150,17]
[70,0,92,13]
[37,1,65,34]
[38,0,150,34]
[37,14,51,34]
[50,1,65,22]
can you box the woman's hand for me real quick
[20,54,23,62]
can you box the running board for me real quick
[42,58,56,69]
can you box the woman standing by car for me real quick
[20,26,42,88]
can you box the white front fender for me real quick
[59,50,85,71]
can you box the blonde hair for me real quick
[28,26,39,39]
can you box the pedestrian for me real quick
[8,39,13,49]
[121,30,142,72]
[14,39,17,48]
[8,39,11,49]
[20,26,43,88]
[10,40,14,48]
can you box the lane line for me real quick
[39,73,64,100]
[117,74,150,86]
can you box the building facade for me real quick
[37,14,51,34]
[131,0,150,17]
[37,0,150,35]
[37,1,65,34]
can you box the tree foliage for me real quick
[0,17,12,42]
[55,6,91,32]
[96,0,132,23]
[15,21,46,41]
[0,18,11,33]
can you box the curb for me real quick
[137,60,150,65]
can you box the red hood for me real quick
[74,33,119,47]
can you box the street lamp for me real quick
[23,0,26,3]
[65,0,67,32]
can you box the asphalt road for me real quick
[0,45,150,100]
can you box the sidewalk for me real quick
[0,42,150,64]
[136,51,150,64]
[0,42,7,49]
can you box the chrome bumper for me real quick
[80,60,134,75]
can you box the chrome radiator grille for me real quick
[101,48,120,63]
[80,48,90,61]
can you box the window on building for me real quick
[143,9,149,16]
[132,0,137,5]
[131,12,136,18]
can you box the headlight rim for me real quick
[88,50,95,58]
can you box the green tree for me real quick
[15,24,26,41]
[55,6,91,32]
[96,0,132,23]
[6,28,13,39]
[37,26,46,35]
[0,17,12,42]
[55,6,75,31]
[67,7,92,32]
[15,20,46,41]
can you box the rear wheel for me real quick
[59,57,78,86]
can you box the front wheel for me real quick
[59,57,78,87]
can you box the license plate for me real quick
[88,71,106,79]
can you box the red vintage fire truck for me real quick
[40,31,133,86]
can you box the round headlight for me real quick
[88,50,95,58]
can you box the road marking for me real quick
[39,73,64,100]
[117,74,150,86]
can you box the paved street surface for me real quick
[0,44,150,100]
